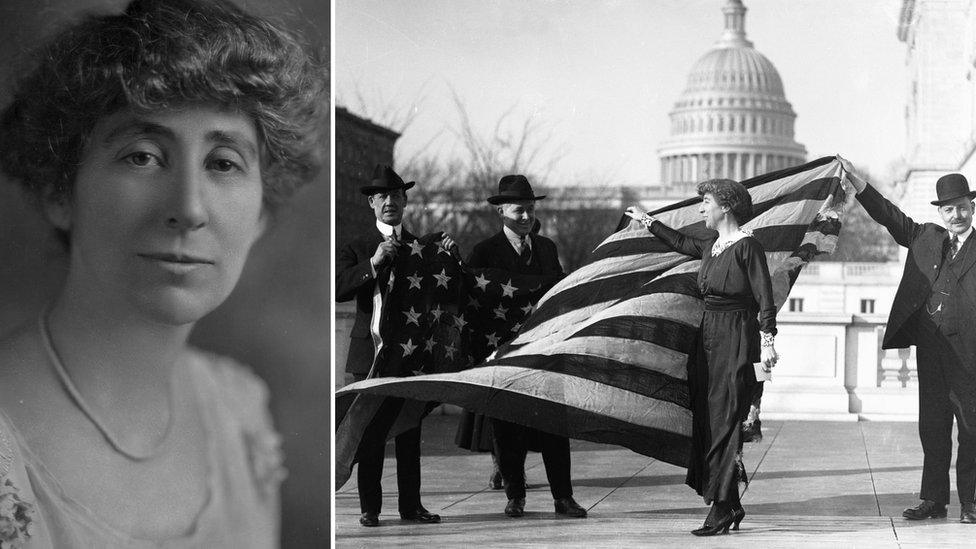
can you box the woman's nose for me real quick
[165,165,208,231]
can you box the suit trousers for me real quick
[915,319,976,504]
[353,373,423,515]
[491,418,573,500]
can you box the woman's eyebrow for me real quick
[101,120,175,145]
[207,130,257,158]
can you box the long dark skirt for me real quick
[455,410,495,452]
[685,309,758,504]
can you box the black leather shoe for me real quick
[399,507,441,524]
[359,512,379,527]
[554,496,587,518]
[903,499,947,520]
[505,497,525,517]
[691,504,743,536]
[962,502,976,524]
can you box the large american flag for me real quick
[335,232,550,488]
[336,156,853,488]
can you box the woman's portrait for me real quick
[0,0,330,546]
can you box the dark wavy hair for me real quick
[697,178,753,225]
[0,0,327,234]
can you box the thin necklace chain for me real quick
[38,312,175,462]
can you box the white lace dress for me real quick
[0,350,285,549]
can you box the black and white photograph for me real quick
[333,0,976,547]
[0,0,330,547]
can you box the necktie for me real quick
[951,235,960,260]
[519,236,532,265]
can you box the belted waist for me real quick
[704,295,754,312]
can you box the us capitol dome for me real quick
[657,0,807,195]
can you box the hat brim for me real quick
[487,194,546,205]
[931,191,976,206]
[360,181,415,196]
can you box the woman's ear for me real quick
[42,188,72,232]
[253,208,270,243]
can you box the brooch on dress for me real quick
[0,478,35,549]
[245,430,287,500]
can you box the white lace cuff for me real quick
[760,331,775,348]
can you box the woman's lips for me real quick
[138,252,214,274]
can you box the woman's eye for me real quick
[212,159,236,172]
[209,157,244,173]
[127,151,158,167]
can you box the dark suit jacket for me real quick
[858,184,976,363]
[467,230,564,278]
[336,227,416,374]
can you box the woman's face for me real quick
[52,105,266,326]
[699,193,728,229]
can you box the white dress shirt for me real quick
[370,220,403,277]
[503,225,531,255]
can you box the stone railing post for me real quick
[877,325,917,388]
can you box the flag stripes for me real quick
[495,353,690,405]
[521,270,701,338]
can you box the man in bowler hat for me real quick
[467,174,588,519]
[335,164,455,527]
[841,156,976,523]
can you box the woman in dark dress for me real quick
[626,178,778,536]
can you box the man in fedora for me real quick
[336,164,454,527]
[465,174,587,519]
[841,156,976,524]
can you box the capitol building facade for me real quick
[656,0,806,195]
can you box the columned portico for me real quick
[657,0,806,191]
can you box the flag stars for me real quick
[443,342,457,360]
[400,338,418,356]
[493,305,508,320]
[406,273,423,290]
[430,304,445,321]
[453,313,468,330]
[511,322,523,333]
[467,295,482,310]
[433,269,451,289]
[473,274,490,291]
[403,307,422,326]
[500,279,517,298]
[521,304,534,316]
[407,240,425,257]
[424,336,437,353]
[486,332,501,348]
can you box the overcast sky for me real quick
[335,0,906,187]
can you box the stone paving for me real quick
[334,413,976,547]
